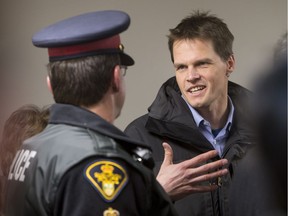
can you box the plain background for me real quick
[0,0,287,135]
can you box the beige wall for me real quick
[0,0,287,133]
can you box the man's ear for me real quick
[226,54,235,73]
[112,65,121,92]
[46,76,53,94]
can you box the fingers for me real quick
[156,143,174,184]
[178,151,228,188]
[188,184,219,193]
[190,168,228,185]
[156,147,229,200]
[161,142,173,167]
[185,157,228,180]
[169,183,219,200]
[192,150,219,164]
[196,158,228,173]
[182,150,220,168]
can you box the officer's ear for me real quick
[112,65,121,92]
[46,76,53,94]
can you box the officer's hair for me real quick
[47,54,121,107]
[167,10,234,62]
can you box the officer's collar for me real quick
[49,103,151,150]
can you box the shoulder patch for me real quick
[84,160,129,202]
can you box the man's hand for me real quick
[156,142,229,201]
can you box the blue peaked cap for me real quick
[32,10,134,65]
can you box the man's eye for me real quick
[176,65,186,71]
[200,62,207,65]
[198,62,210,67]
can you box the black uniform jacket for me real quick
[4,104,178,216]
[125,77,256,216]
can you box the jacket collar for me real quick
[49,103,151,149]
[146,76,255,150]
[147,76,193,126]
[148,76,252,125]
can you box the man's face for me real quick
[173,39,234,112]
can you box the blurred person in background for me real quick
[229,32,287,216]
[0,104,49,215]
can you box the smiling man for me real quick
[125,10,256,216]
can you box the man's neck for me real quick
[84,93,116,124]
[197,99,229,130]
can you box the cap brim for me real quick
[120,52,134,66]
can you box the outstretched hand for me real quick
[156,142,229,201]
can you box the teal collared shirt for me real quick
[183,96,234,157]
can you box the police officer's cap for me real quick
[32,10,134,66]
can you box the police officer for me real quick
[4,10,177,216]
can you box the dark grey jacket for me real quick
[125,77,256,216]
[4,104,177,216]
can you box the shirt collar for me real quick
[182,96,234,131]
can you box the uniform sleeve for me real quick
[53,156,148,216]
[146,171,179,216]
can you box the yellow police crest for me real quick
[85,160,128,202]
[103,207,120,216]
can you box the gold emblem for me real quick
[119,44,124,52]
[103,207,120,216]
[85,160,128,202]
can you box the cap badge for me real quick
[103,207,120,216]
[84,160,128,202]
[119,44,124,52]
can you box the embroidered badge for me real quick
[103,207,120,216]
[84,160,128,202]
